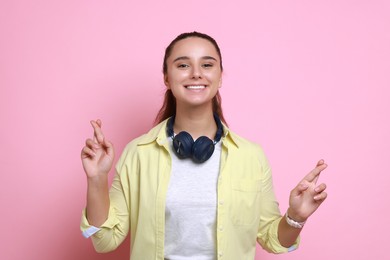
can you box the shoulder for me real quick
[224,128,270,167]
[225,128,265,155]
[223,127,272,175]
[125,119,168,149]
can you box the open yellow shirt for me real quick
[80,118,299,259]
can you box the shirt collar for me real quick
[136,117,240,148]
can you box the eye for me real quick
[202,63,214,68]
[177,64,189,68]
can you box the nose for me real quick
[191,65,202,79]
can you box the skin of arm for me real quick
[277,160,328,247]
[81,119,115,227]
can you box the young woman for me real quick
[80,32,328,260]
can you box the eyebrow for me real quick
[173,56,218,63]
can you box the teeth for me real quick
[186,85,205,89]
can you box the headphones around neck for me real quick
[166,114,223,163]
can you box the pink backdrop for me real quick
[1,1,389,259]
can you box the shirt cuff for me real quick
[288,244,299,252]
[258,216,300,254]
[80,207,120,238]
[82,226,101,238]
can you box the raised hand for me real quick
[287,160,328,222]
[81,119,115,179]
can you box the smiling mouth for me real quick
[185,85,206,89]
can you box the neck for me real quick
[174,106,216,140]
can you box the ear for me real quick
[164,74,170,88]
[218,75,222,88]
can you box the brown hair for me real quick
[154,31,227,125]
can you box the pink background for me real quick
[1,1,389,259]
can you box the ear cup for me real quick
[166,114,223,163]
[172,131,194,159]
[192,136,215,163]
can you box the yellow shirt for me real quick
[80,118,299,259]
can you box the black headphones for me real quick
[166,114,223,163]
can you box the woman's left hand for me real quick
[287,159,328,222]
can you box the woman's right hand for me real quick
[81,119,115,179]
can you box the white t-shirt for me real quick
[164,138,222,260]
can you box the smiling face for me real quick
[164,37,222,111]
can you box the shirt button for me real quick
[218,252,223,257]
[219,200,224,205]
[219,226,224,232]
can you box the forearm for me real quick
[277,214,302,248]
[86,175,110,227]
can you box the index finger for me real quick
[303,161,327,184]
[90,119,105,144]
[316,159,325,167]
